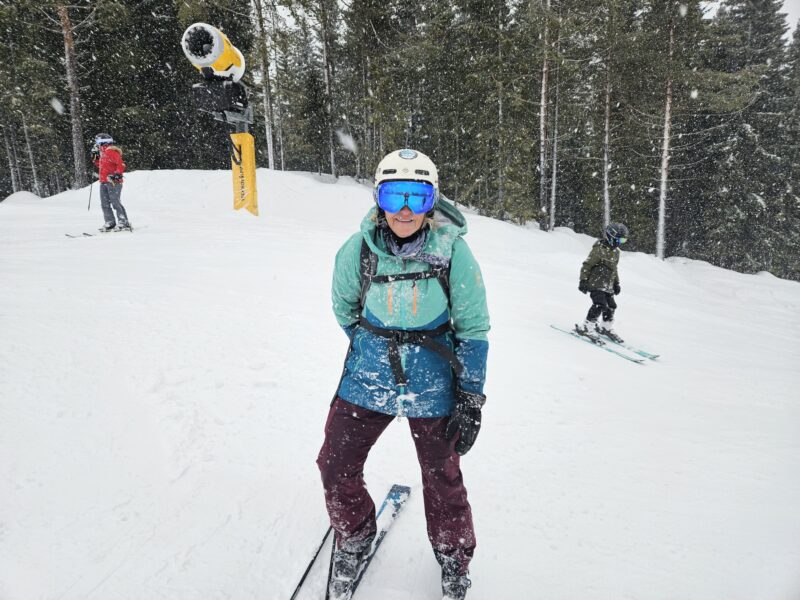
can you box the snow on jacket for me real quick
[580,239,620,293]
[94,145,125,184]
[332,199,490,418]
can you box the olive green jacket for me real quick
[579,240,620,293]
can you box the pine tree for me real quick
[700,0,792,274]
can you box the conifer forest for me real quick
[1,0,798,280]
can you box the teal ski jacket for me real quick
[332,199,490,418]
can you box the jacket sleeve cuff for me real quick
[455,338,488,395]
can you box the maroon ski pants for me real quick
[317,397,475,573]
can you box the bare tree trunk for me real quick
[9,124,23,189]
[497,2,505,208]
[454,132,459,204]
[274,41,286,171]
[319,0,337,178]
[538,0,551,227]
[51,143,65,194]
[20,113,42,196]
[56,3,87,188]
[548,15,561,232]
[362,58,370,181]
[2,125,20,193]
[253,0,275,169]
[603,60,612,228]
[657,16,675,260]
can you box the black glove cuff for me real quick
[455,388,486,410]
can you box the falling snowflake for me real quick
[50,98,65,115]
[336,130,358,155]
[690,89,699,99]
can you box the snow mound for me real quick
[1,190,42,204]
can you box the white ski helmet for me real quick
[374,149,439,195]
[94,133,114,145]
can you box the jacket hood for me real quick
[360,195,468,259]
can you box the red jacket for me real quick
[94,145,125,184]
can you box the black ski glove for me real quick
[578,280,589,294]
[109,173,123,184]
[445,389,486,456]
[613,282,621,295]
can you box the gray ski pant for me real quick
[100,182,128,225]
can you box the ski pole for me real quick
[289,526,332,600]
[87,181,93,211]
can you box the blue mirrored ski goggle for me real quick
[375,180,437,214]
[617,236,628,244]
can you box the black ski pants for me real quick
[586,290,617,323]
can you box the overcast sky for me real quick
[783,0,800,36]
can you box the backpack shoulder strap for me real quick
[358,237,452,309]
[358,238,377,309]
[435,265,451,304]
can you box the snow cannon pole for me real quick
[181,23,258,216]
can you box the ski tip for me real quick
[388,484,411,497]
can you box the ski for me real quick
[290,484,410,600]
[66,226,135,238]
[550,325,644,364]
[99,225,134,233]
[349,484,411,596]
[597,332,659,361]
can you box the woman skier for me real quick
[577,222,629,342]
[91,133,129,231]
[317,149,490,600]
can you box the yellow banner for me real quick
[230,132,258,216]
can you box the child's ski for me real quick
[550,325,644,364]
[597,332,659,361]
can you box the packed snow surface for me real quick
[1,169,799,600]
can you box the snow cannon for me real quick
[181,23,245,82]
[181,24,258,217]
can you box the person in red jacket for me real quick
[91,133,130,231]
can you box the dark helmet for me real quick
[605,223,629,247]
[94,133,113,146]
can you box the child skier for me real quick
[91,133,129,231]
[577,223,629,342]
[318,149,490,600]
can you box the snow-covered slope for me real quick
[1,170,798,600]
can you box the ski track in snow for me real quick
[1,170,799,600]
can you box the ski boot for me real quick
[599,322,624,343]
[117,220,132,232]
[575,319,602,343]
[436,551,471,600]
[328,533,374,600]
[99,222,116,232]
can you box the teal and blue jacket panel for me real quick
[332,200,490,418]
